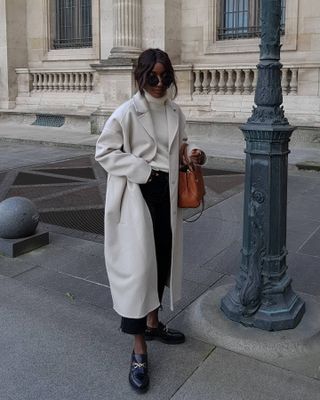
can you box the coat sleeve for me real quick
[177,105,207,165]
[179,108,188,143]
[95,115,152,184]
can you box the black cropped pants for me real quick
[121,171,172,335]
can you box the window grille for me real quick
[51,0,92,49]
[218,0,286,40]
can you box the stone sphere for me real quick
[0,197,40,239]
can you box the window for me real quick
[218,0,286,40]
[51,0,92,49]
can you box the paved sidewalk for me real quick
[0,125,320,399]
[1,120,320,169]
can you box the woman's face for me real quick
[144,62,168,98]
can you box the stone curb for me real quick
[178,283,320,361]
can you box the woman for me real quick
[95,48,205,393]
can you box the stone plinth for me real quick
[0,231,50,258]
[91,60,136,111]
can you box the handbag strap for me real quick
[179,143,195,170]
[183,199,205,223]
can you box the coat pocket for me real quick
[105,175,127,224]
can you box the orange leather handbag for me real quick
[178,143,205,209]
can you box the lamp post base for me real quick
[221,285,305,331]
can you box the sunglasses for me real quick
[146,73,173,88]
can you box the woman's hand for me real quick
[189,148,206,165]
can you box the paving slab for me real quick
[0,142,91,172]
[287,216,320,253]
[0,256,37,277]
[183,209,242,269]
[170,277,320,381]
[203,239,242,276]
[0,123,97,150]
[171,348,320,400]
[14,266,112,311]
[17,240,104,274]
[288,252,320,297]
[182,259,225,285]
[0,276,213,400]
[298,226,320,258]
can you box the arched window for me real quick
[218,0,286,40]
[50,0,92,49]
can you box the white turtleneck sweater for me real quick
[144,91,170,173]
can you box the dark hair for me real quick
[134,48,178,98]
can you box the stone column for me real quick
[109,0,142,59]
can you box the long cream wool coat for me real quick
[95,91,187,318]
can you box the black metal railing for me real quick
[52,0,92,49]
[218,0,285,40]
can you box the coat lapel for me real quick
[133,92,179,150]
[133,92,156,142]
[166,101,179,151]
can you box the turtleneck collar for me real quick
[143,90,168,105]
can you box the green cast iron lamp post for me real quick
[220,0,305,330]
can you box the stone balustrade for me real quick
[30,70,94,92]
[192,66,298,96]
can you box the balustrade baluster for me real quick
[226,69,234,94]
[80,73,85,91]
[217,69,226,94]
[242,69,251,95]
[52,73,58,91]
[57,73,63,91]
[32,74,37,92]
[84,72,91,91]
[68,73,75,91]
[74,73,80,91]
[60,73,65,91]
[193,70,202,95]
[64,73,69,91]
[209,69,218,94]
[289,68,298,95]
[38,74,43,91]
[251,69,258,94]
[234,70,243,94]
[202,70,210,94]
[42,74,48,91]
[281,68,289,95]
[58,73,62,91]
[89,73,94,90]
[47,73,53,91]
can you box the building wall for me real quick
[0,0,28,109]
[26,0,100,69]
[0,0,319,132]
[175,0,320,129]
[180,0,320,65]
[0,0,9,108]
[100,0,113,60]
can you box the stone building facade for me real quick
[0,0,319,140]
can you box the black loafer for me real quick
[129,352,149,393]
[145,322,185,344]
